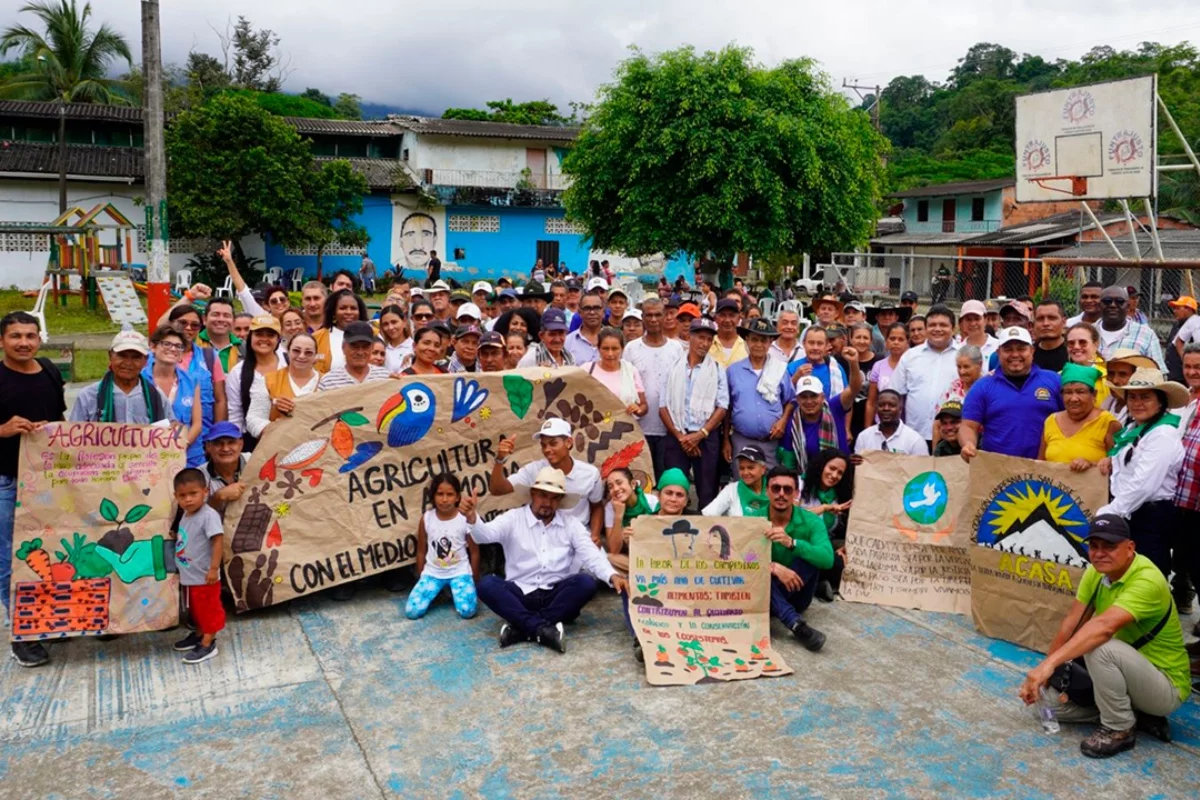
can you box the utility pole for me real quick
[843,80,882,132]
[142,0,170,325]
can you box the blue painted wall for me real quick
[902,190,1005,234]
[264,194,394,278]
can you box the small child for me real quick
[933,400,963,457]
[172,468,226,664]
[406,472,479,620]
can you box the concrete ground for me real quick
[2,586,1198,800]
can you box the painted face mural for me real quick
[400,213,438,271]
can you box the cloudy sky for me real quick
[88,0,1200,114]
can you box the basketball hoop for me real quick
[1028,175,1089,197]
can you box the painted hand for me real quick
[93,536,170,583]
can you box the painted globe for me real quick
[902,471,949,525]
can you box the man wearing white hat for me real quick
[426,280,452,323]
[490,417,605,544]
[69,330,174,425]
[960,326,1063,460]
[462,466,628,652]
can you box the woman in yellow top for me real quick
[311,290,370,373]
[1065,322,1109,407]
[1039,363,1119,471]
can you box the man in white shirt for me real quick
[854,389,929,457]
[317,322,392,390]
[490,418,605,544]
[1096,286,1166,369]
[623,297,685,476]
[769,309,807,367]
[889,305,960,442]
[464,467,628,652]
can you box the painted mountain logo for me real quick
[973,478,1090,568]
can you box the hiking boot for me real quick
[1135,712,1171,743]
[173,632,203,652]
[536,622,566,654]
[790,620,826,653]
[10,641,49,668]
[815,580,836,603]
[1080,725,1136,758]
[182,642,218,665]
[633,639,645,663]
[498,623,526,649]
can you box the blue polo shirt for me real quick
[962,364,1063,458]
[727,358,797,440]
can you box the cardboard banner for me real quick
[222,368,652,611]
[628,516,792,686]
[10,423,186,641]
[840,452,973,614]
[964,453,1106,653]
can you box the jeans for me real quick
[661,428,720,510]
[1052,639,1185,731]
[405,573,477,619]
[770,556,820,629]
[1130,500,1174,579]
[476,573,597,638]
[644,434,667,480]
[1175,509,1200,596]
[0,475,14,614]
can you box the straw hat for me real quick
[512,465,580,508]
[1108,367,1190,409]
[1106,348,1158,372]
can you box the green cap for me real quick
[657,468,691,492]
[1060,362,1101,390]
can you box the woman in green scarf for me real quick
[605,468,658,575]
[701,444,769,517]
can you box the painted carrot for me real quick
[16,538,53,581]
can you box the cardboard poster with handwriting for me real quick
[964,453,1106,653]
[840,451,972,614]
[10,423,186,641]
[628,516,792,686]
[222,368,652,610]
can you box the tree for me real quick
[443,98,572,126]
[0,0,132,211]
[230,16,283,92]
[186,52,230,98]
[301,160,369,278]
[333,92,362,120]
[950,42,1017,88]
[300,87,330,107]
[563,45,886,265]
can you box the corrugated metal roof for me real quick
[870,232,978,246]
[966,211,1123,246]
[285,117,403,136]
[0,142,141,178]
[315,156,417,190]
[890,178,1014,199]
[389,115,578,142]
[1041,232,1200,261]
[0,99,142,122]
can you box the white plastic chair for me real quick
[779,299,801,318]
[265,266,284,285]
[289,268,305,292]
[31,280,51,343]
[215,275,234,299]
[758,296,777,321]
[174,269,193,294]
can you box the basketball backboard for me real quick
[1015,75,1157,202]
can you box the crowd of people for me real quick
[2,252,1198,758]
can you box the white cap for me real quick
[427,280,451,294]
[472,281,493,295]
[532,417,572,439]
[997,326,1033,346]
[795,374,825,396]
[960,299,986,318]
[110,329,149,355]
[622,308,643,321]
[845,301,867,314]
[456,302,482,320]
[410,287,424,297]
[586,277,609,292]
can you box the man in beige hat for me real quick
[462,466,628,653]
[69,330,173,424]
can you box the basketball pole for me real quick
[1155,94,1200,297]
[142,0,170,326]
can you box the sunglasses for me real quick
[768,484,795,495]
[1100,297,1127,306]
[268,296,290,306]
[412,313,433,321]
[177,320,202,330]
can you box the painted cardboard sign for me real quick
[965,453,1106,652]
[628,516,792,686]
[10,422,186,641]
[222,368,652,611]
[840,452,973,614]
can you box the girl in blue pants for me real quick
[405,472,479,620]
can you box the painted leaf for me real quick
[99,498,119,522]
[600,440,646,478]
[124,504,152,524]
[503,375,534,419]
[636,583,647,593]
[339,411,369,427]
[259,455,278,482]
[331,420,354,459]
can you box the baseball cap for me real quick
[715,298,740,314]
[795,374,825,395]
[824,324,846,339]
[249,314,281,334]
[456,302,482,320]
[541,308,568,331]
[343,321,377,344]
[533,417,572,439]
[901,291,919,303]
[735,445,767,465]
[472,281,493,295]
[622,308,643,322]
[935,399,963,420]
[677,303,702,319]
[607,287,628,300]
[427,280,451,294]
[111,329,149,355]
[665,293,683,308]
[1086,514,1131,544]
[565,279,582,291]
[524,281,548,298]
[411,287,424,298]
[1169,295,1198,312]
[1125,285,1139,298]
[586,277,609,293]
[453,324,482,339]
[996,326,1033,346]
[960,300,987,318]
[449,289,471,304]
[205,421,242,443]
[845,300,867,314]
[499,288,518,301]
[1001,299,1032,320]
[983,299,1000,313]
[690,317,718,334]
[479,331,505,349]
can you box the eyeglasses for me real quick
[156,342,184,352]
[767,484,795,495]
[177,320,202,330]
[1066,339,1091,348]
[1100,297,1127,306]
[268,296,290,306]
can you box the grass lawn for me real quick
[0,289,131,336]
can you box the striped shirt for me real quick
[317,365,392,391]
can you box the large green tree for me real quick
[443,98,572,126]
[166,93,367,258]
[562,45,886,265]
[0,0,132,211]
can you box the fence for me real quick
[817,251,1200,328]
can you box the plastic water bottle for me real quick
[1036,687,1060,734]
